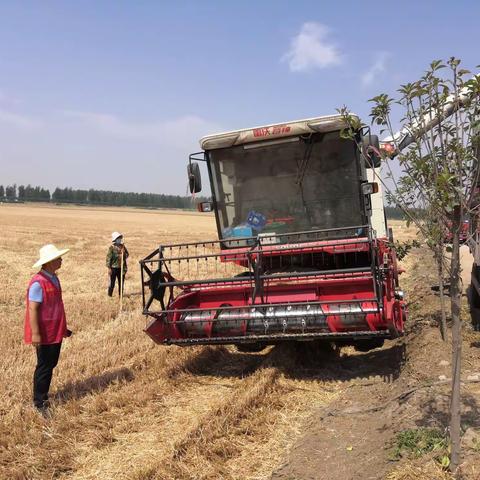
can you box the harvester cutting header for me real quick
[140,114,406,352]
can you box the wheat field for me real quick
[0,203,347,480]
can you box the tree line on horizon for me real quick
[0,184,208,209]
[0,183,407,218]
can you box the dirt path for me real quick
[272,342,406,480]
[272,247,480,480]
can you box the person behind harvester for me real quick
[25,244,72,413]
[106,232,129,297]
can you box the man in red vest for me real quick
[25,244,72,414]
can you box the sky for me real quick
[0,0,478,195]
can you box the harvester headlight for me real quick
[361,182,379,195]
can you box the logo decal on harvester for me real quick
[253,125,291,137]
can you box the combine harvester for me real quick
[140,114,407,352]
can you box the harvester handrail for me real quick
[141,235,374,264]
[148,266,373,289]
[142,224,372,252]
[142,242,372,263]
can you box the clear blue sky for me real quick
[0,0,478,194]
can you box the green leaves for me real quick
[390,428,449,461]
[391,240,421,260]
[368,93,394,126]
[337,107,366,140]
[448,56,461,69]
[338,58,478,268]
[440,454,451,469]
[458,69,471,77]
[430,59,446,72]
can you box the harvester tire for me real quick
[235,343,267,353]
[353,338,384,352]
[469,265,480,331]
[471,307,480,332]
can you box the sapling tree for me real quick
[340,58,480,473]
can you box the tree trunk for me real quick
[437,247,448,341]
[450,215,463,473]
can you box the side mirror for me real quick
[197,201,213,212]
[362,134,381,168]
[361,182,379,195]
[187,162,202,193]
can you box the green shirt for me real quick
[106,245,129,270]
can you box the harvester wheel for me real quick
[353,338,384,352]
[235,343,267,353]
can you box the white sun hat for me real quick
[33,244,70,268]
[111,231,123,242]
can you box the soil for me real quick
[272,246,480,480]
[272,345,405,480]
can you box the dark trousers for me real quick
[33,343,62,409]
[108,267,125,296]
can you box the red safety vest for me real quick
[24,272,67,344]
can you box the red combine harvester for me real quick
[444,219,469,244]
[140,115,406,351]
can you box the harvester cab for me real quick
[140,115,406,351]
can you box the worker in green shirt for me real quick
[106,232,129,297]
